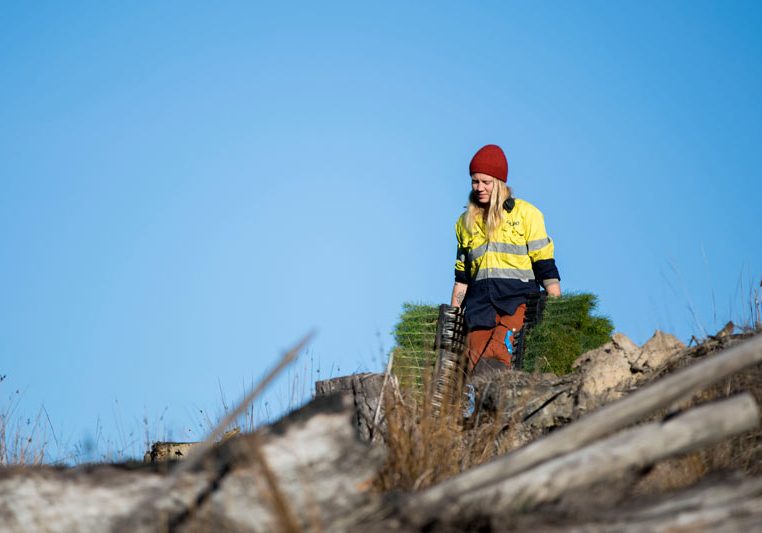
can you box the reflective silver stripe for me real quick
[457,247,467,263]
[527,237,551,252]
[467,241,528,262]
[474,267,535,281]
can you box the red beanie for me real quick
[469,144,508,182]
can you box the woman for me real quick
[450,144,561,370]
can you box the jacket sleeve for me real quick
[524,205,560,285]
[454,217,469,284]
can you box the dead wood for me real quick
[0,395,383,533]
[407,333,762,514]
[522,472,762,533]
[4,334,761,532]
[405,393,759,525]
[316,372,385,442]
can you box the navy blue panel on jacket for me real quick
[462,278,539,329]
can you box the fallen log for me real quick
[0,394,382,533]
[444,472,762,532]
[405,393,760,524]
[583,474,762,532]
[408,333,762,512]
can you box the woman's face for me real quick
[471,173,495,204]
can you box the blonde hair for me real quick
[464,179,511,241]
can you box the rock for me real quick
[631,330,685,372]
[573,331,686,412]
[466,331,695,434]
[146,441,198,463]
[574,334,638,410]
[467,331,686,444]
[611,332,641,355]
[144,427,241,463]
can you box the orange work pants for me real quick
[466,304,526,370]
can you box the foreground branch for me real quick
[0,395,382,533]
[409,333,762,511]
[407,393,760,523]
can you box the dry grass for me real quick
[0,376,47,466]
[0,414,46,466]
[374,368,525,493]
[376,331,762,500]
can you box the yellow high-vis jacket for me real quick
[454,197,560,329]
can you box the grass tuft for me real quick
[374,368,509,492]
[391,302,439,391]
[0,381,47,465]
[522,293,614,375]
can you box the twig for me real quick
[41,404,59,449]
[370,351,395,444]
[114,333,315,533]
[174,331,315,477]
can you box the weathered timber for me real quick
[0,394,383,533]
[579,474,762,532]
[316,372,385,441]
[502,473,762,532]
[425,472,762,532]
[315,374,356,396]
[404,393,760,524]
[408,333,762,511]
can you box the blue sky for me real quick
[2,1,760,461]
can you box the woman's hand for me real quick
[545,282,561,298]
[451,282,468,307]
